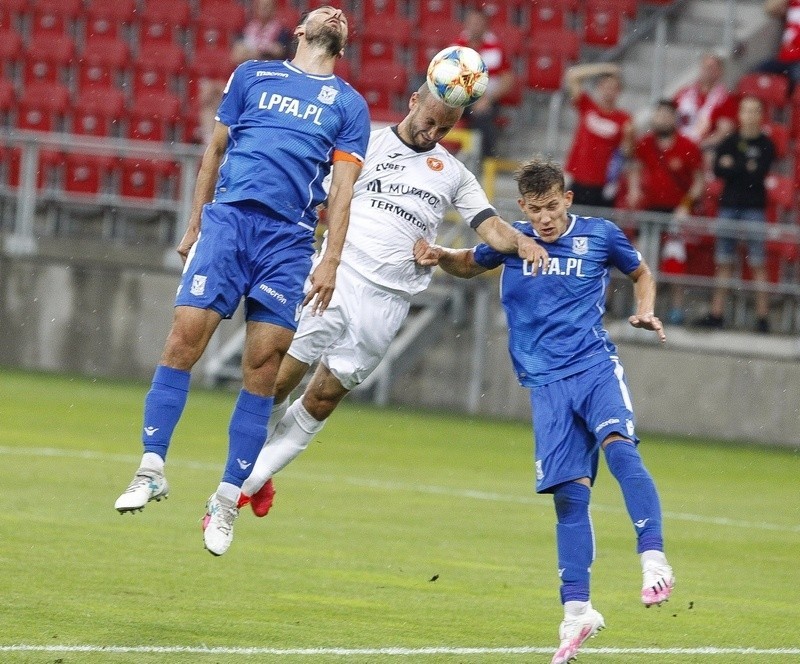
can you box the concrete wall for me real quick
[1,254,798,448]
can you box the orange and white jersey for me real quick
[326,126,495,295]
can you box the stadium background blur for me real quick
[0,0,798,448]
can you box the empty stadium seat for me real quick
[417,0,459,23]
[0,0,26,30]
[117,157,179,200]
[187,46,234,102]
[72,86,126,137]
[736,73,790,117]
[132,43,186,97]
[23,35,75,85]
[63,152,116,195]
[362,0,402,19]
[84,0,137,40]
[16,81,71,132]
[413,18,461,73]
[138,0,192,46]
[77,37,130,92]
[469,0,521,25]
[583,0,625,47]
[0,27,23,80]
[127,91,182,142]
[195,1,247,50]
[356,61,408,115]
[29,0,83,38]
[527,0,577,34]
[0,77,14,127]
[358,14,413,65]
[524,29,580,91]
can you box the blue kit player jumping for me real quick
[114,6,370,557]
[415,157,673,664]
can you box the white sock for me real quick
[641,550,668,567]
[564,600,591,617]
[241,399,325,496]
[267,398,289,441]
[140,452,164,473]
[216,481,240,503]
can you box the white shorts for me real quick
[289,262,411,390]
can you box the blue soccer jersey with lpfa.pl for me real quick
[214,59,370,229]
[473,214,642,387]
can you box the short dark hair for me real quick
[515,157,565,197]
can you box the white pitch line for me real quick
[2,445,799,535]
[1,645,799,657]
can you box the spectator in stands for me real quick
[626,100,705,325]
[754,0,800,84]
[564,63,634,207]
[695,96,776,332]
[198,0,294,143]
[455,8,515,162]
[673,53,736,154]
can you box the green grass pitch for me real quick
[0,369,798,663]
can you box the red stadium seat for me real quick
[127,91,182,142]
[765,173,795,223]
[118,157,180,199]
[16,81,71,132]
[413,18,461,73]
[762,121,789,160]
[77,37,130,91]
[132,42,186,97]
[0,77,14,126]
[138,0,192,46]
[0,27,23,79]
[0,0,25,30]
[417,0,459,23]
[358,14,413,65]
[736,73,790,116]
[195,1,247,49]
[490,23,524,58]
[63,152,116,195]
[362,0,402,19]
[527,0,577,34]
[187,46,235,102]
[72,86,126,137]
[524,29,580,91]
[468,0,522,25]
[23,34,75,85]
[583,0,625,47]
[355,61,408,114]
[29,0,83,38]
[84,0,137,40]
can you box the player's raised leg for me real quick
[202,320,292,555]
[603,436,674,606]
[550,479,605,664]
[115,306,222,513]
[241,362,349,514]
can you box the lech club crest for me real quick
[318,85,338,105]
[572,237,588,255]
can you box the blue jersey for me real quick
[473,214,641,387]
[214,59,370,230]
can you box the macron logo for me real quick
[237,458,252,470]
[634,519,650,529]
[256,71,289,78]
[143,426,159,437]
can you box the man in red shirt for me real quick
[626,99,705,325]
[564,62,634,207]
[754,0,800,83]
[673,53,736,153]
[456,8,515,162]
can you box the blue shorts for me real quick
[530,357,639,494]
[715,207,766,268]
[176,201,315,330]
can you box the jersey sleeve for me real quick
[605,220,642,275]
[215,62,248,127]
[334,87,371,163]
[452,160,498,229]
[472,242,506,270]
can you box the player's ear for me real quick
[517,197,527,214]
[564,190,574,209]
[408,92,419,110]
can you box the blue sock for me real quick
[553,482,593,604]
[141,365,191,460]
[222,389,273,487]
[604,441,663,553]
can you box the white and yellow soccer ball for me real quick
[425,45,489,108]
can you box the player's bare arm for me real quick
[475,215,549,275]
[305,158,362,315]
[627,262,666,343]
[413,239,488,279]
[176,121,229,263]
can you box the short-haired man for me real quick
[415,157,673,664]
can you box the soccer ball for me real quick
[426,46,489,108]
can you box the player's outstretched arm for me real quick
[305,158,363,315]
[474,215,549,275]
[413,239,488,279]
[627,262,666,343]
[176,121,229,263]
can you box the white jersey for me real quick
[333,126,496,295]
